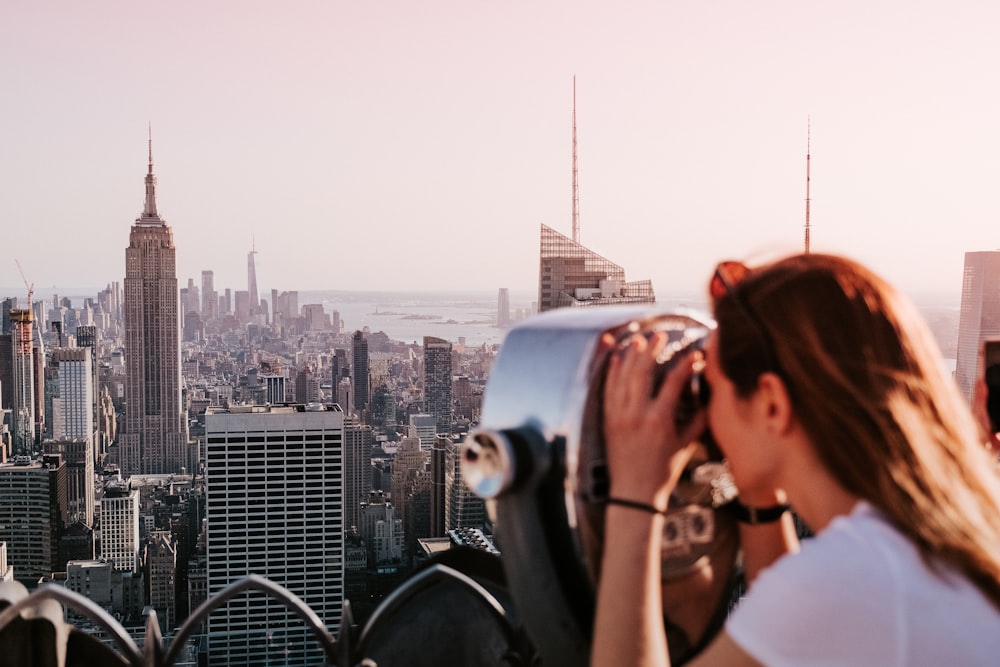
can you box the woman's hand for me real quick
[602,331,709,512]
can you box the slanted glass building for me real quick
[538,224,655,312]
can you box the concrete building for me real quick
[260,373,286,404]
[497,287,511,328]
[352,331,369,412]
[205,403,345,666]
[9,309,36,453]
[0,455,67,583]
[201,270,217,321]
[955,250,1000,401]
[121,141,190,475]
[99,483,140,573]
[146,530,177,630]
[423,336,453,435]
[390,437,426,537]
[343,418,373,532]
[409,413,436,452]
[443,438,487,532]
[46,348,95,526]
[360,493,405,565]
[538,223,655,312]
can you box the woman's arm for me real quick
[592,505,669,666]
[592,333,706,666]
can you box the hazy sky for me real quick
[3,1,999,302]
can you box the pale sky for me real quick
[3,1,999,303]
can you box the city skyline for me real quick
[5,2,1000,301]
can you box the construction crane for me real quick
[14,259,33,308]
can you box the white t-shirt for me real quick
[727,501,1000,666]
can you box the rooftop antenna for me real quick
[804,117,811,255]
[572,75,580,244]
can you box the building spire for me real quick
[804,117,811,254]
[571,76,580,244]
[143,123,159,218]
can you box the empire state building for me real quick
[121,138,190,475]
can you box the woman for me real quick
[593,254,1000,666]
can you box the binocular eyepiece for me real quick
[460,307,737,666]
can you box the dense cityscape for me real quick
[2,123,997,664]
[0,144,534,664]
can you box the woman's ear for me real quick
[756,372,795,435]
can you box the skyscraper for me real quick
[48,348,95,526]
[497,287,511,328]
[0,455,67,584]
[247,247,259,317]
[146,530,177,630]
[100,482,140,572]
[352,330,369,412]
[443,437,486,531]
[122,137,190,475]
[201,270,217,320]
[9,308,35,453]
[343,417,373,532]
[409,413,436,452]
[955,250,1000,401]
[423,336,453,435]
[205,404,345,666]
[538,224,655,312]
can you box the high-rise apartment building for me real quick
[50,348,94,441]
[423,336,453,435]
[0,455,68,583]
[99,483,140,572]
[443,438,487,532]
[205,404,345,666]
[343,417,373,532]
[146,530,177,630]
[390,436,427,537]
[122,140,190,475]
[352,331,369,412]
[538,223,655,312]
[46,348,95,526]
[955,251,1000,401]
[9,308,36,453]
[409,413,436,452]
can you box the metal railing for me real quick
[0,574,339,667]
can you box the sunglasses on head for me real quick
[709,261,782,378]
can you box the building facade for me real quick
[538,223,655,312]
[423,336,453,435]
[9,309,36,453]
[146,530,177,630]
[0,455,67,583]
[955,251,1000,401]
[343,417,373,532]
[99,484,140,572]
[122,141,190,475]
[205,404,345,666]
[352,331,369,412]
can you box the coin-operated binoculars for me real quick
[462,307,740,666]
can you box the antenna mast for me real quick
[804,117,811,254]
[572,76,580,244]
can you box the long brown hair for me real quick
[714,253,1000,611]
